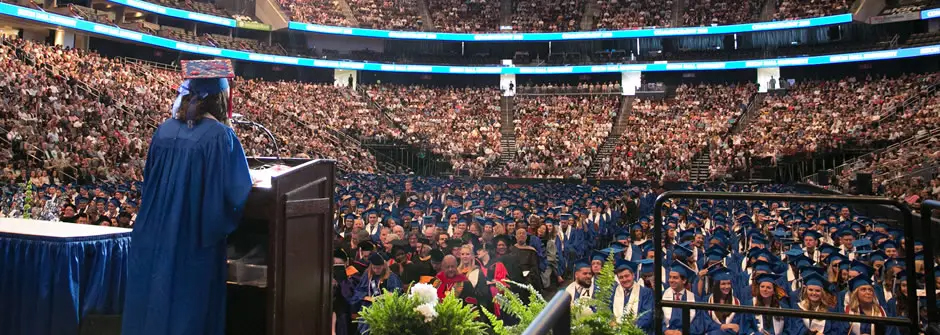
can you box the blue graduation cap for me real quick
[884,258,904,272]
[343,213,356,220]
[825,252,848,266]
[853,238,873,251]
[615,259,639,274]
[639,240,654,254]
[799,265,826,278]
[708,266,734,282]
[755,273,781,285]
[559,214,573,221]
[670,261,696,281]
[705,247,728,262]
[849,260,874,277]
[751,234,769,246]
[802,230,823,240]
[573,258,591,271]
[608,242,628,254]
[867,250,887,262]
[592,250,609,262]
[784,247,804,258]
[638,259,654,274]
[787,254,813,268]
[614,230,630,241]
[802,272,829,288]
[672,242,693,259]
[837,227,857,238]
[848,276,873,292]
[818,243,839,256]
[752,260,778,274]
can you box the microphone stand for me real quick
[232,118,281,162]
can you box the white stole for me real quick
[613,283,641,322]
[798,301,827,332]
[753,298,785,335]
[622,246,634,261]
[708,294,738,325]
[846,304,887,335]
[662,287,696,326]
[565,280,595,316]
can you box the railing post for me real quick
[922,202,938,328]
[681,307,691,334]
[552,301,571,335]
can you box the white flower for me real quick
[410,283,438,305]
[414,303,437,322]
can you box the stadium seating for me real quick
[363,85,502,176]
[598,83,755,181]
[501,95,618,178]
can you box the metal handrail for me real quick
[805,128,940,183]
[520,291,571,335]
[652,191,919,335]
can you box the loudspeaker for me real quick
[855,172,872,195]
[79,315,122,335]
[817,170,830,186]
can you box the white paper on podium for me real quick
[249,165,291,188]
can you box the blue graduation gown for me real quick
[786,306,847,335]
[610,284,654,334]
[352,271,403,334]
[700,295,755,335]
[122,119,253,335]
[663,291,709,334]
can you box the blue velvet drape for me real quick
[0,231,130,335]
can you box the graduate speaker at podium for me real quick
[121,59,336,335]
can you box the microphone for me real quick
[230,112,280,161]
[230,113,251,125]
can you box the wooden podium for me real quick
[226,158,335,335]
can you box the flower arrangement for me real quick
[484,252,645,335]
[22,183,32,219]
[356,283,488,335]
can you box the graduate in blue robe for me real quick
[662,263,710,335]
[122,62,254,335]
[748,273,792,335]
[700,267,755,334]
[611,259,654,334]
[787,273,846,335]
[352,253,403,334]
[843,276,899,335]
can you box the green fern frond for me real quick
[429,293,488,335]
[480,306,509,335]
[356,289,427,335]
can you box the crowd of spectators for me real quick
[597,83,755,182]
[364,85,502,176]
[279,0,352,26]
[593,0,673,30]
[502,95,617,178]
[730,73,939,164]
[516,82,621,95]
[681,0,761,26]
[774,0,848,20]
[427,0,500,32]
[348,0,424,30]
[511,0,584,32]
[0,37,378,180]
[824,134,940,208]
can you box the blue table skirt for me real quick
[0,231,131,335]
